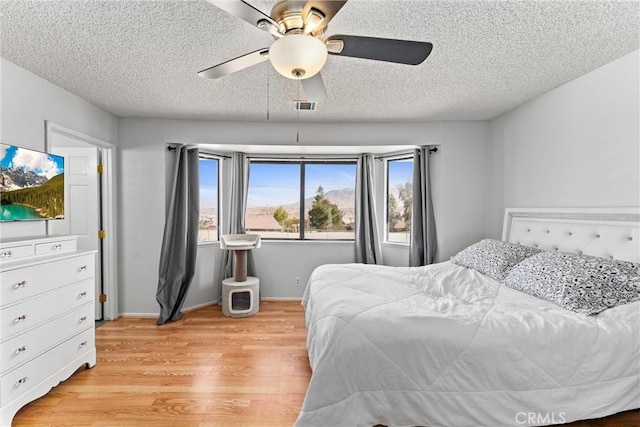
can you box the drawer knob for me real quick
[14,280,27,289]
[79,316,88,323]
[77,265,87,272]
[78,291,88,298]
[14,315,27,323]
[0,250,12,258]
[15,377,28,387]
[52,244,63,250]
[15,345,27,355]
[79,341,89,348]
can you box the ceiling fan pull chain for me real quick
[267,62,270,121]
[296,78,300,143]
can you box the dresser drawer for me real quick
[34,238,76,256]
[0,253,94,308]
[0,280,93,341]
[0,328,94,406]
[0,245,33,262]
[1,303,93,374]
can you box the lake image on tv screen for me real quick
[0,144,64,222]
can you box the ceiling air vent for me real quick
[295,101,316,111]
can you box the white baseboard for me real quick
[117,313,158,318]
[184,300,218,311]
[118,300,219,318]
[118,299,301,318]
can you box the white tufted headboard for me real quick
[502,208,640,263]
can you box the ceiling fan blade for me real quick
[205,0,282,34]
[198,48,269,79]
[326,35,433,65]
[302,1,347,33]
[301,72,327,103]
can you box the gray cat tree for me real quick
[220,234,261,318]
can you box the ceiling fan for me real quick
[198,0,433,103]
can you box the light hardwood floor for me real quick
[11,301,639,426]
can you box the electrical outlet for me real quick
[295,277,301,286]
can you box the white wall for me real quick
[256,241,354,299]
[486,50,640,238]
[116,119,167,315]
[117,119,489,313]
[431,122,489,260]
[0,58,118,238]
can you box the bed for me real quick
[297,208,640,426]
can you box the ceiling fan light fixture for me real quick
[268,34,327,79]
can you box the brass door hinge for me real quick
[97,164,104,174]
[99,294,107,303]
[98,230,107,239]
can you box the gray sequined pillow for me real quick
[503,251,640,315]
[450,239,542,281]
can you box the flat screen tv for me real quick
[0,143,65,222]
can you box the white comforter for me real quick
[297,262,639,427]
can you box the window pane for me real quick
[199,157,219,242]
[246,162,301,239]
[387,158,413,244]
[304,163,356,240]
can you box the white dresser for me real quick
[0,235,96,426]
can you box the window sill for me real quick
[259,239,355,244]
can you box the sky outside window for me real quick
[388,159,412,188]
[247,162,301,207]
[199,158,218,209]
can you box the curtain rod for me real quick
[167,145,231,159]
[167,145,436,159]
[374,146,438,160]
[203,152,232,159]
[247,156,359,161]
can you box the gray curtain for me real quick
[355,154,383,264]
[409,146,437,266]
[156,146,199,325]
[215,153,255,299]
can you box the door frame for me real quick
[45,121,118,320]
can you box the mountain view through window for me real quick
[246,161,356,240]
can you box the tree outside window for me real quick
[387,157,413,244]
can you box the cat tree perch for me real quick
[220,234,261,281]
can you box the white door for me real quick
[48,146,102,320]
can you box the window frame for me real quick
[385,154,414,246]
[197,153,221,244]
[247,158,357,241]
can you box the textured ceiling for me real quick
[1,0,638,122]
